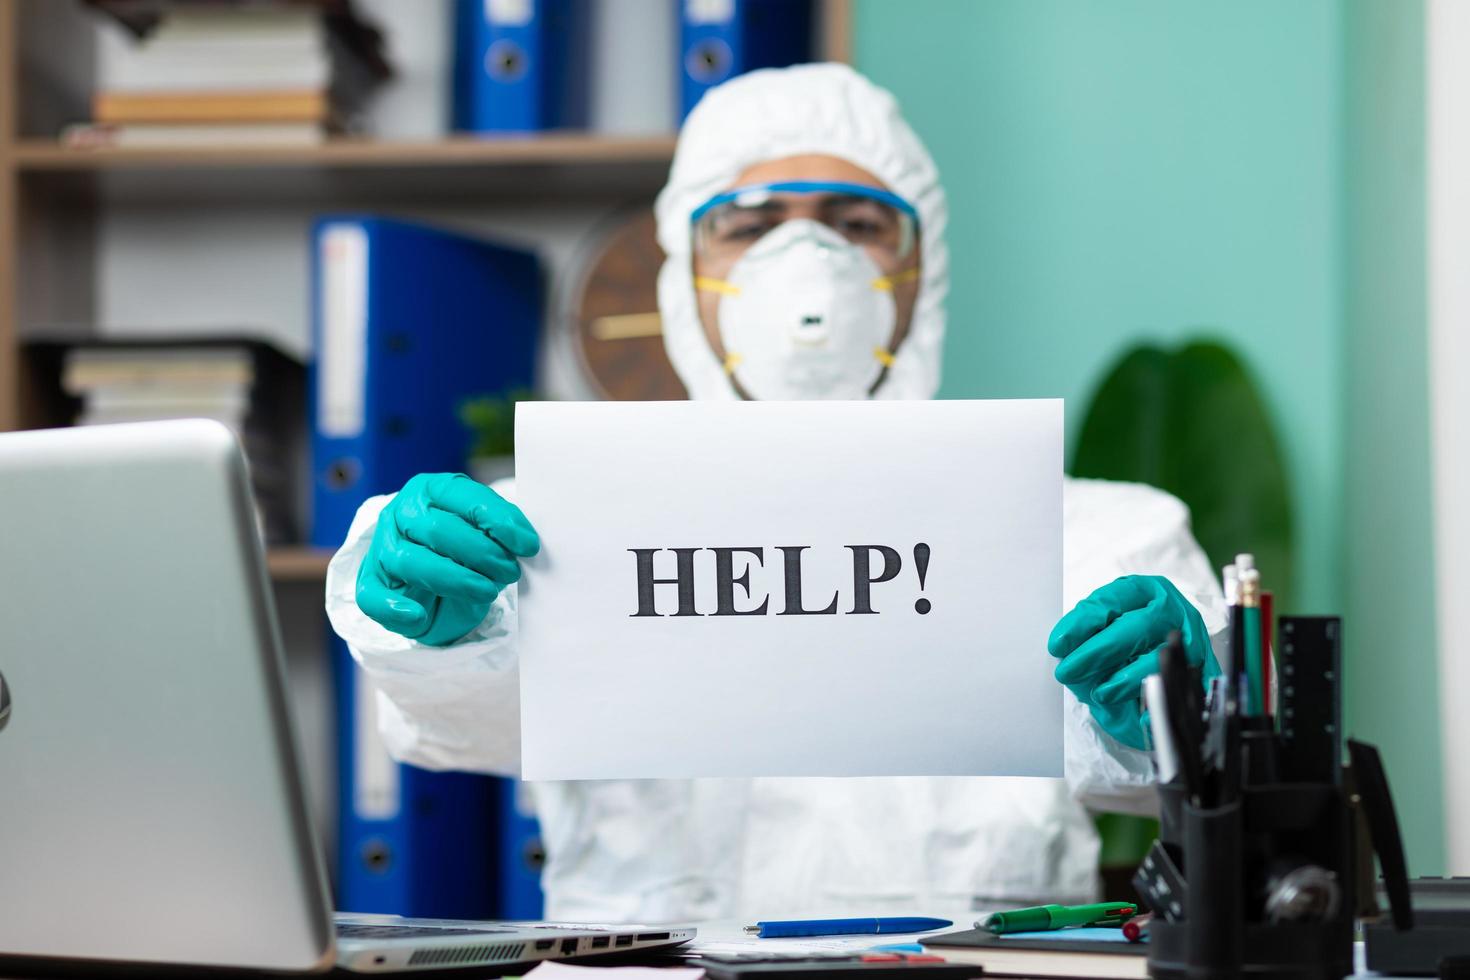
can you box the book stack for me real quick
[76,1,390,147]
[61,339,306,543]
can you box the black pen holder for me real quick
[1147,778,1354,980]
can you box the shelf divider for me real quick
[266,547,335,583]
[12,133,678,171]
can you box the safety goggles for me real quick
[690,180,919,268]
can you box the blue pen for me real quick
[743,917,953,939]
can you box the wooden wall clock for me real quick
[568,208,688,401]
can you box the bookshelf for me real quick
[266,546,334,581]
[0,0,851,580]
[10,133,681,168]
[10,133,681,205]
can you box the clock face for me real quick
[571,209,688,402]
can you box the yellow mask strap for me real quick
[695,276,741,296]
[872,267,922,291]
[724,349,891,375]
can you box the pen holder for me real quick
[1146,781,1354,980]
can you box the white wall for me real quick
[1427,0,1470,875]
[357,0,677,137]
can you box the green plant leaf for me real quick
[459,387,539,460]
[1094,812,1160,867]
[1072,339,1293,872]
[1071,339,1294,611]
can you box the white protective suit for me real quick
[325,64,1228,922]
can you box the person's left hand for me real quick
[1047,575,1219,750]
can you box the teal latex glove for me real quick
[356,473,540,647]
[1048,575,1219,750]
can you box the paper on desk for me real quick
[688,936,922,956]
[515,399,1064,780]
[525,961,705,980]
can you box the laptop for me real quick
[0,419,694,973]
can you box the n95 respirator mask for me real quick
[696,220,906,401]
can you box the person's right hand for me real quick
[356,473,540,646]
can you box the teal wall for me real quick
[854,0,1342,616]
[854,0,1446,872]
[1341,0,1444,875]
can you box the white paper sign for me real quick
[514,399,1064,780]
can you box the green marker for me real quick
[980,902,1137,934]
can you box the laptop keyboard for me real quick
[336,923,517,940]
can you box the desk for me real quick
[0,927,1434,980]
[684,920,1427,980]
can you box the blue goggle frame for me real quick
[689,180,920,225]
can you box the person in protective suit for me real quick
[326,63,1224,921]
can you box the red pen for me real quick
[1261,591,1275,715]
[1122,912,1154,943]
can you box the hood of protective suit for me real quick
[654,62,949,401]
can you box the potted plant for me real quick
[459,388,536,486]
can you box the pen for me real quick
[1227,560,1245,708]
[743,917,953,939]
[1143,674,1179,784]
[1241,567,1263,716]
[1204,674,1228,778]
[1159,634,1204,804]
[1220,710,1243,805]
[1122,912,1154,943]
[979,902,1135,934]
[1221,563,1239,684]
[1260,591,1275,716]
[1211,557,1250,806]
[1211,561,1240,794]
